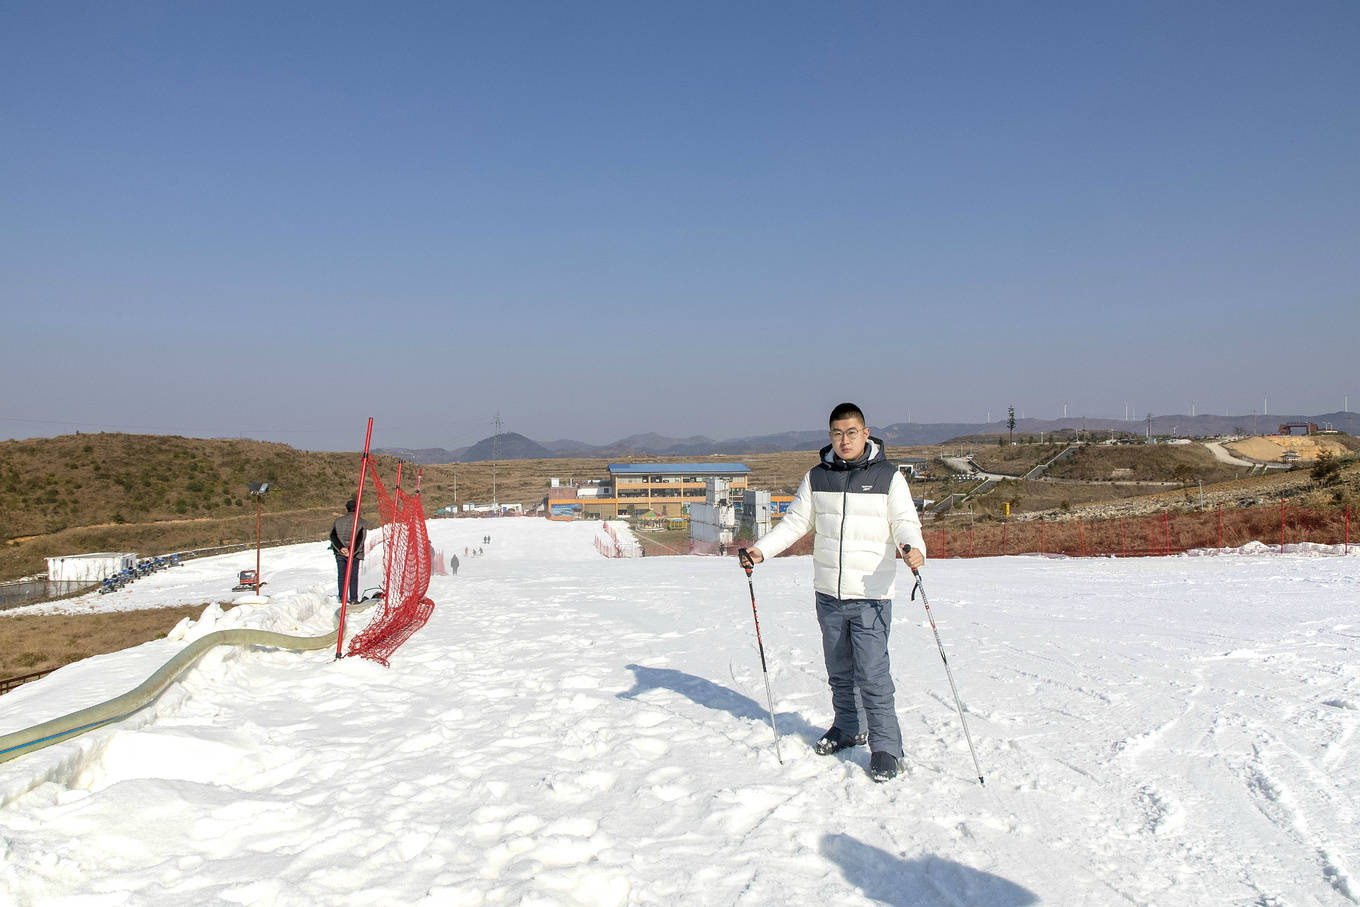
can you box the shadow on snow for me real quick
[821,833,1037,906]
[618,663,822,744]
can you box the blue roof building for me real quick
[607,463,749,475]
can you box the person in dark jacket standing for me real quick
[741,402,926,782]
[330,499,368,603]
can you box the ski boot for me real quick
[815,727,868,756]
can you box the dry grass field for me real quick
[1042,443,1243,484]
[0,604,215,681]
[950,442,1056,476]
[953,478,1179,522]
[632,528,693,557]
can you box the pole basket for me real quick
[347,464,436,666]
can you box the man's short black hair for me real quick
[829,402,865,426]
[346,499,357,513]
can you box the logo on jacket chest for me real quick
[860,485,873,491]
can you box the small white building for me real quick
[47,552,137,583]
[689,479,738,555]
[742,489,772,539]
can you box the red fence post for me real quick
[1218,503,1223,549]
[941,529,947,559]
[336,417,375,660]
[1002,522,1007,555]
[1120,517,1126,557]
[1164,511,1170,556]
[970,526,975,557]
[1346,504,1350,555]
[1080,521,1087,557]
[1040,521,1045,556]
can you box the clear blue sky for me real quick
[3,2,1356,450]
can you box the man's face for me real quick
[829,415,868,461]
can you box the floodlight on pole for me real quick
[248,483,270,595]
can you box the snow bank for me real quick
[1,519,1356,904]
[1186,539,1358,557]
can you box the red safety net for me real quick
[347,465,436,666]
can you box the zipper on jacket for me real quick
[837,469,849,599]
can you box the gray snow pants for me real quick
[815,592,903,758]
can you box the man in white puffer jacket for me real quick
[741,402,926,782]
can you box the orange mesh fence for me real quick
[347,466,436,666]
[746,503,1352,563]
[918,503,1352,559]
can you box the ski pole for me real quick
[897,543,984,785]
[738,549,783,764]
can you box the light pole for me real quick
[492,412,502,513]
[247,482,270,595]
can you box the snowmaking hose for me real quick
[0,604,376,766]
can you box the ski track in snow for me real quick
[0,521,1357,905]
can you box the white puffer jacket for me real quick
[753,439,926,599]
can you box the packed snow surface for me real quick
[1,519,1357,905]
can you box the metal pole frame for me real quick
[336,418,374,659]
[255,495,263,595]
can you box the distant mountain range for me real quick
[375,412,1360,464]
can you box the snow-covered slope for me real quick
[1,519,1356,904]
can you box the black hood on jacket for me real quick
[820,437,887,471]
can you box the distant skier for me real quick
[740,402,926,782]
[449,554,459,575]
[330,498,368,604]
